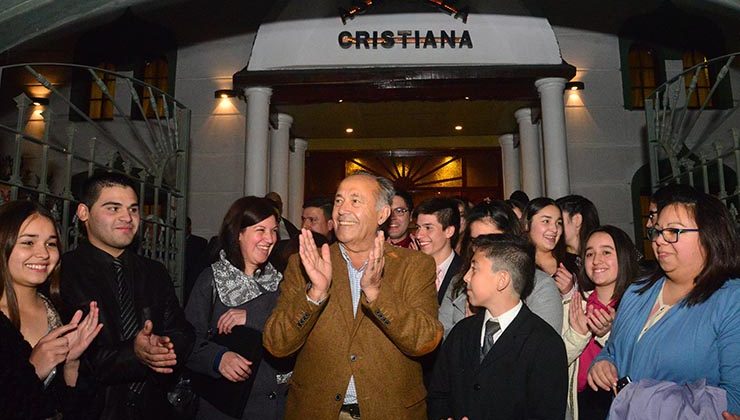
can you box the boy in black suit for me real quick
[427,234,567,420]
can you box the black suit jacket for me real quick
[437,253,462,305]
[427,304,567,420]
[184,234,208,305]
[282,217,300,239]
[60,241,195,420]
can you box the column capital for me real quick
[292,138,308,151]
[276,113,294,126]
[244,86,273,97]
[535,77,567,93]
[514,108,532,124]
[498,133,515,146]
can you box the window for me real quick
[682,50,713,108]
[140,58,168,118]
[88,63,116,120]
[628,44,659,109]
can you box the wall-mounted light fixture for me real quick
[30,97,49,106]
[214,89,238,99]
[565,81,585,91]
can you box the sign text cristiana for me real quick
[338,30,472,49]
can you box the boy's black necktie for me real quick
[480,319,501,362]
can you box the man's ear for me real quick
[444,225,455,240]
[327,219,334,232]
[378,205,391,225]
[497,271,511,292]
[76,203,90,223]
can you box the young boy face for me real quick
[463,250,502,308]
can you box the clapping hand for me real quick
[553,263,575,295]
[65,301,103,362]
[134,320,177,373]
[360,231,385,302]
[299,228,332,302]
[568,292,589,336]
[29,321,79,379]
[409,233,420,251]
[587,305,615,337]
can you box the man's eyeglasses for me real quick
[647,227,699,243]
[392,207,409,215]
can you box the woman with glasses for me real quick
[588,188,740,417]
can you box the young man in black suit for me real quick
[61,172,194,419]
[428,234,567,420]
[413,197,462,304]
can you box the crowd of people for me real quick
[0,170,738,420]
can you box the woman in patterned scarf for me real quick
[185,196,290,420]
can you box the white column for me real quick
[269,113,293,209]
[244,87,272,196]
[498,134,520,198]
[536,77,570,199]
[515,108,542,198]
[288,138,308,226]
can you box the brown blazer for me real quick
[263,243,442,420]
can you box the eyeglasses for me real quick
[648,227,699,243]
[392,207,409,215]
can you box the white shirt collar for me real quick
[480,300,523,347]
[437,249,456,279]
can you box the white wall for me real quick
[554,26,647,237]
[175,33,256,239]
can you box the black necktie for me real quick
[112,258,138,340]
[112,258,144,394]
[480,319,501,362]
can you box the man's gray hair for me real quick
[350,170,395,211]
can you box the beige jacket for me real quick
[263,243,443,420]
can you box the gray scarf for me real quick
[211,250,282,307]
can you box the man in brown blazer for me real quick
[264,171,443,420]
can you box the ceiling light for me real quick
[464,96,470,100]
[30,97,49,106]
[565,81,585,91]
[454,125,463,131]
[214,89,238,99]
[345,128,354,133]
[338,99,344,103]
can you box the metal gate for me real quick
[645,52,740,225]
[0,63,191,300]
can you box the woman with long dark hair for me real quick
[185,196,289,420]
[522,198,579,296]
[588,188,740,417]
[556,195,600,256]
[563,226,639,419]
[0,200,102,419]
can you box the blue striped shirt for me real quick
[338,244,367,405]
